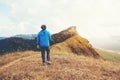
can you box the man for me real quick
[36,24,51,65]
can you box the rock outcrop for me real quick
[50,26,77,45]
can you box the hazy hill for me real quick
[14,34,37,40]
[0,37,5,40]
[96,49,120,62]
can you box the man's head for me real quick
[41,24,46,30]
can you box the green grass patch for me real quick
[96,49,120,62]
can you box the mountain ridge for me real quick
[0,26,101,59]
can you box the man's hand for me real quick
[37,45,40,49]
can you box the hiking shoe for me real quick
[46,61,51,65]
[42,63,46,66]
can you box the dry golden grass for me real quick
[51,35,101,59]
[0,35,119,80]
[0,50,120,80]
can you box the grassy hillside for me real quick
[0,51,120,80]
[51,35,101,59]
[0,26,119,80]
[96,49,120,62]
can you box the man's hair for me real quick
[41,24,46,30]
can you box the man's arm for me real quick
[49,32,51,40]
[36,33,40,49]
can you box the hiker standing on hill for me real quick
[36,24,51,65]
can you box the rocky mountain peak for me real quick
[60,26,77,35]
[51,26,78,45]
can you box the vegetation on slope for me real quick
[51,35,101,59]
[96,49,120,62]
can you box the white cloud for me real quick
[0,0,120,40]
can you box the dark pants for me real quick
[40,47,50,63]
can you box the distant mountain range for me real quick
[14,34,37,40]
[0,37,5,40]
[0,34,37,40]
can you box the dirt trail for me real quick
[0,54,37,70]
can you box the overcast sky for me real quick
[0,0,120,50]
